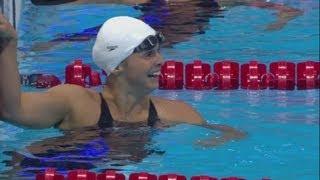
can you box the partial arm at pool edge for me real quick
[248,0,303,31]
[196,123,247,147]
[175,101,246,146]
[153,97,246,146]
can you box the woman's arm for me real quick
[0,13,72,128]
[153,97,246,147]
[0,13,22,121]
[177,101,246,146]
[196,123,246,147]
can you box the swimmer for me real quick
[0,13,245,178]
[0,13,245,144]
[30,0,302,51]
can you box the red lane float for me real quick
[191,175,218,180]
[20,74,61,88]
[68,169,96,180]
[36,168,64,180]
[97,170,126,180]
[65,59,102,87]
[269,61,295,90]
[297,61,320,90]
[90,70,102,86]
[214,60,239,90]
[36,168,275,180]
[22,59,319,90]
[241,61,268,90]
[129,172,157,180]
[159,60,184,89]
[185,60,215,90]
[35,75,61,88]
[65,59,91,87]
[220,177,245,180]
[159,174,186,180]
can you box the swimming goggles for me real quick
[134,32,165,53]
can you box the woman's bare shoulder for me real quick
[46,84,101,108]
[151,96,204,124]
[47,84,101,128]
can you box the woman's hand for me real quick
[0,13,17,52]
[196,123,247,148]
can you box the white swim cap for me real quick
[92,16,156,74]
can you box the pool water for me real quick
[0,0,319,179]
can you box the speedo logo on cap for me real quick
[106,45,118,51]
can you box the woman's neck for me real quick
[101,78,151,118]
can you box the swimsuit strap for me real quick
[98,93,114,128]
[147,100,161,127]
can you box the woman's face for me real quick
[122,46,164,91]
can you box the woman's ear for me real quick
[111,66,122,76]
[111,60,126,76]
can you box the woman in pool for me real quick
[0,8,250,177]
[0,13,245,177]
[0,13,244,140]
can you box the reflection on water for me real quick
[1,126,164,179]
[135,0,223,46]
[27,0,224,52]
[246,90,262,107]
